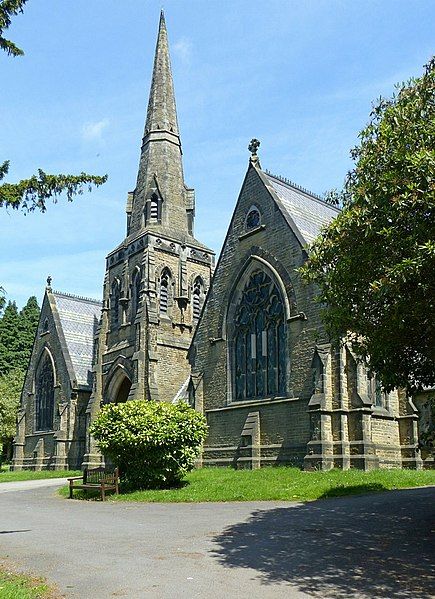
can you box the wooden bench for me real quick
[68,467,119,501]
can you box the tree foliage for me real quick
[301,58,435,393]
[0,296,39,375]
[0,0,107,211]
[0,0,26,57]
[0,368,24,461]
[0,160,107,212]
[90,401,208,490]
[0,295,39,461]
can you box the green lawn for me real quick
[0,468,80,483]
[0,568,53,599]
[59,466,435,503]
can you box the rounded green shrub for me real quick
[90,400,208,490]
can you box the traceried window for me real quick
[246,207,261,230]
[111,280,120,329]
[131,270,141,320]
[159,268,171,314]
[192,277,204,320]
[35,353,54,431]
[232,270,287,401]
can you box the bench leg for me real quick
[101,484,105,501]
[69,483,73,499]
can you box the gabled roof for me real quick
[263,170,340,245]
[51,291,102,387]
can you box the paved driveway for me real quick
[0,481,433,598]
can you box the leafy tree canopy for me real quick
[0,368,24,447]
[301,58,435,393]
[0,0,107,212]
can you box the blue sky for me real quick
[1,0,434,309]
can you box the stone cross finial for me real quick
[248,138,260,156]
[46,275,52,290]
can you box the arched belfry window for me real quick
[245,206,261,230]
[192,276,204,320]
[131,269,141,320]
[159,268,171,314]
[150,194,159,220]
[231,270,287,401]
[147,193,162,224]
[35,352,55,431]
[111,280,120,329]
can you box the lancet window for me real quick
[368,373,387,408]
[159,268,171,314]
[111,280,121,328]
[131,270,141,320]
[150,194,159,221]
[232,270,287,401]
[192,276,204,320]
[35,353,54,431]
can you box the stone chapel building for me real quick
[12,12,427,471]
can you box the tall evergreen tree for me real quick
[19,296,40,367]
[0,295,40,462]
[0,301,21,376]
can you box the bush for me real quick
[90,400,208,490]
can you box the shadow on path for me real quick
[211,487,435,598]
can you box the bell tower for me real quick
[83,12,214,468]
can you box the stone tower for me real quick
[83,12,214,468]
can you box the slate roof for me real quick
[52,291,102,387]
[264,171,340,245]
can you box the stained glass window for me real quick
[232,270,287,400]
[246,208,261,230]
[35,354,54,431]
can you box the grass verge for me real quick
[58,466,435,503]
[0,469,80,483]
[0,567,54,598]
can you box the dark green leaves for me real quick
[302,58,435,393]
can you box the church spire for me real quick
[144,10,179,139]
[129,11,191,238]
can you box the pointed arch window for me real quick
[131,269,141,320]
[111,280,121,329]
[147,192,162,224]
[159,268,171,314]
[150,194,159,220]
[368,373,387,408]
[35,353,55,431]
[231,270,287,401]
[192,276,204,320]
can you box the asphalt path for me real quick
[0,480,433,598]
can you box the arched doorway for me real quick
[115,376,131,403]
[104,366,132,404]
